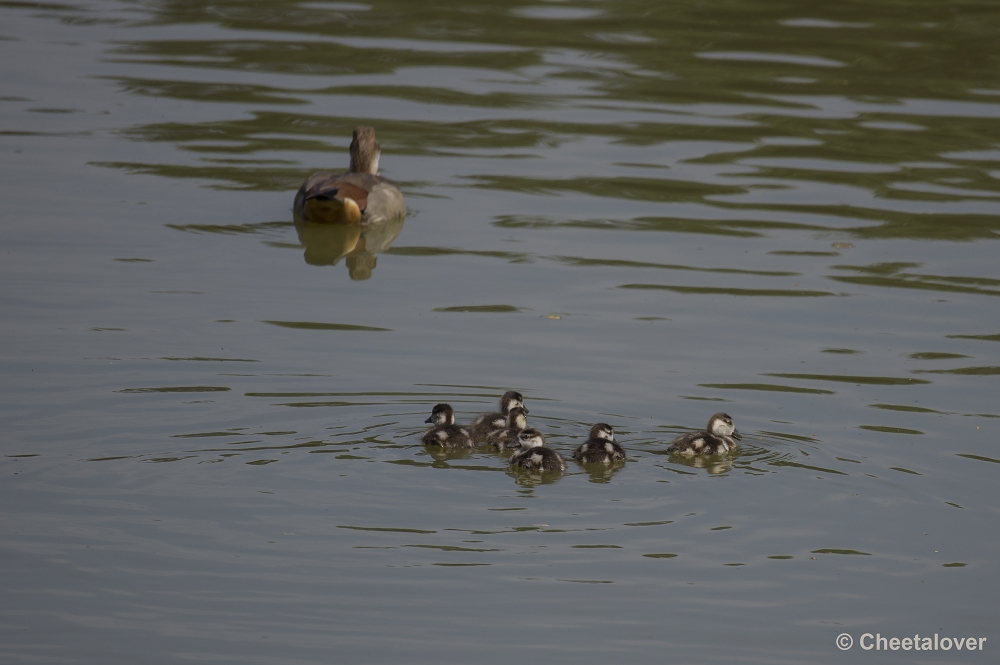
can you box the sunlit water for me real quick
[2,1,999,663]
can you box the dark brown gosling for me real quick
[470,390,526,440]
[486,406,529,451]
[421,403,474,449]
[509,428,565,472]
[572,423,625,464]
[666,412,742,456]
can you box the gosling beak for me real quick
[732,430,743,441]
[424,415,433,424]
[523,407,529,415]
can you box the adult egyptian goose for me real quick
[293,126,406,225]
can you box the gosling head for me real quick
[506,406,528,431]
[515,428,545,450]
[708,413,742,441]
[500,390,526,414]
[425,403,455,427]
[589,423,614,441]
[349,125,381,175]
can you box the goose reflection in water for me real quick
[293,212,406,279]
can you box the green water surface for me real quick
[1,1,998,663]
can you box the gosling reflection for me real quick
[669,453,734,475]
[580,460,625,483]
[293,212,406,279]
[423,447,475,465]
[506,467,564,487]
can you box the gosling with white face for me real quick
[509,428,566,472]
[572,423,626,465]
[470,390,527,440]
[666,412,742,456]
[486,407,529,451]
[421,403,474,448]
